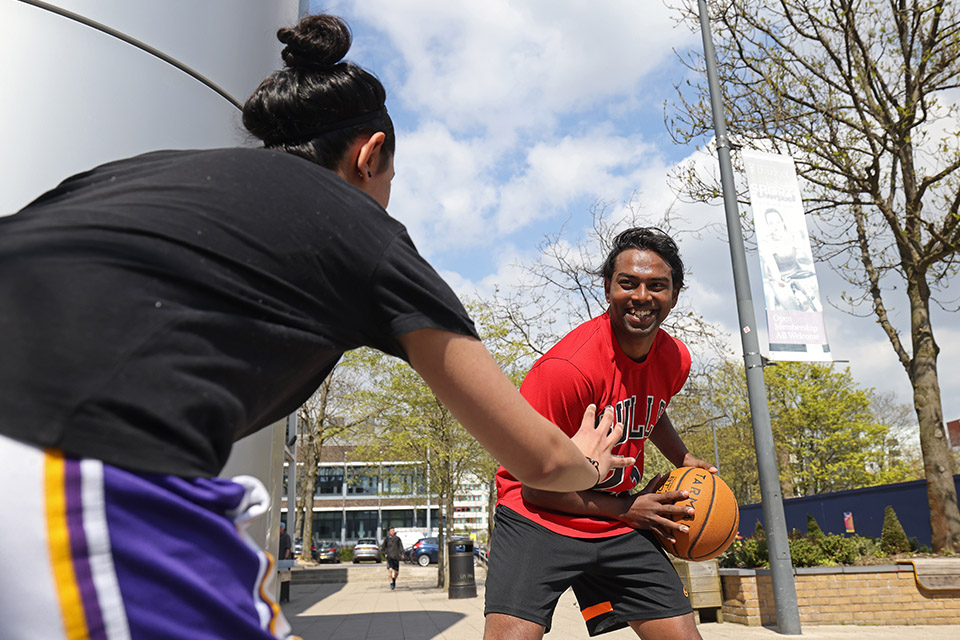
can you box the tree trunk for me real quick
[436,507,446,589]
[908,280,960,552]
[299,430,320,560]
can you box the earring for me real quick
[367,170,372,178]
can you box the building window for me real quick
[347,467,378,495]
[316,467,344,495]
[381,465,427,495]
[345,510,380,539]
[311,512,343,540]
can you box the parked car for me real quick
[474,544,488,566]
[293,537,303,557]
[352,538,382,563]
[408,537,438,567]
[313,540,342,563]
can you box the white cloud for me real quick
[388,121,501,249]
[347,0,695,135]
[389,123,668,257]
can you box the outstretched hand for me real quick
[570,405,634,485]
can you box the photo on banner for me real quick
[741,149,832,362]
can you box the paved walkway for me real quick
[280,567,958,640]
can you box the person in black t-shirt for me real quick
[0,13,631,640]
[381,527,405,590]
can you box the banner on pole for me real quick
[742,150,831,362]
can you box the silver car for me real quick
[352,538,382,563]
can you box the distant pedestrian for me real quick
[381,527,404,590]
[279,522,293,560]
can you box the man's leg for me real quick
[387,558,399,589]
[628,613,702,640]
[483,507,584,639]
[483,613,545,640]
[573,530,694,638]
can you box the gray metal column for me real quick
[285,413,298,540]
[696,0,801,634]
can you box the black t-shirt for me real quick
[0,148,477,477]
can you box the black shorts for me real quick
[484,506,691,636]
[387,557,400,571]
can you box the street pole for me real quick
[696,0,801,634]
[285,413,298,542]
[711,424,720,470]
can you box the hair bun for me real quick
[278,14,352,70]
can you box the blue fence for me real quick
[738,474,960,547]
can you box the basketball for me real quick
[654,467,739,561]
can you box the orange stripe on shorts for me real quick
[581,601,613,621]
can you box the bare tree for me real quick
[349,300,508,587]
[490,195,731,369]
[669,0,960,550]
[295,351,376,558]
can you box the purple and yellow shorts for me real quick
[0,433,299,639]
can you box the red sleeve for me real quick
[673,337,692,396]
[519,358,593,439]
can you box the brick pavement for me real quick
[280,564,958,640]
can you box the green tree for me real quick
[881,505,911,554]
[765,362,917,496]
[669,0,960,550]
[295,350,374,558]
[351,300,520,587]
[663,359,917,504]
[806,514,825,542]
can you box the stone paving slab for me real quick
[281,577,960,640]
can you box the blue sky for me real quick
[1,0,954,429]
[317,0,960,427]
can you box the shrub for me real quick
[719,532,769,568]
[850,535,883,560]
[805,514,825,542]
[754,520,766,539]
[817,535,860,566]
[721,527,885,568]
[789,537,829,567]
[880,505,910,554]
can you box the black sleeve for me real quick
[362,230,479,359]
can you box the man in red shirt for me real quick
[483,228,716,640]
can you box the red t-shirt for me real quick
[496,314,691,538]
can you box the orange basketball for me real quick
[654,467,739,561]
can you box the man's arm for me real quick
[648,411,716,472]
[522,411,717,541]
[397,329,635,492]
[521,477,694,543]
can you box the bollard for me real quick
[448,537,477,599]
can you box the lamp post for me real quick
[695,0,801,633]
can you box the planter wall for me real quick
[720,564,960,626]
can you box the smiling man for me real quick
[483,227,717,640]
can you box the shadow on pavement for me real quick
[285,611,465,640]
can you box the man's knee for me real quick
[483,613,545,640]
[627,612,702,640]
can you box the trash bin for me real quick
[448,537,477,599]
